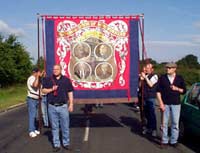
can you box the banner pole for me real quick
[140,14,146,128]
[37,13,43,132]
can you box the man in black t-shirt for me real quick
[42,64,74,152]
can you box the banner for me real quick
[45,16,139,103]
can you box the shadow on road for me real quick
[179,136,200,153]
[70,113,123,128]
[119,116,165,149]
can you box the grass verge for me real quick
[0,84,27,111]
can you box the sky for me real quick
[0,0,200,63]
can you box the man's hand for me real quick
[68,103,73,112]
[159,103,165,112]
[52,85,58,91]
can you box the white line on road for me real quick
[83,119,90,142]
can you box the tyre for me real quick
[179,120,185,141]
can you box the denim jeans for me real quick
[41,96,49,126]
[144,98,157,130]
[27,97,39,132]
[161,104,181,144]
[48,104,70,147]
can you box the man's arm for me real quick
[141,72,158,88]
[170,85,184,93]
[42,88,53,94]
[170,76,186,94]
[157,92,165,112]
[145,74,158,88]
[42,85,57,94]
[68,92,74,112]
[32,72,40,88]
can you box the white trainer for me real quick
[152,130,157,137]
[29,132,37,138]
[34,130,40,135]
[142,128,148,135]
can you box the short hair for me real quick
[53,64,62,70]
[32,67,39,73]
[145,63,153,69]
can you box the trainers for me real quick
[160,143,168,149]
[53,146,61,152]
[136,106,140,109]
[34,130,40,135]
[63,145,72,151]
[170,143,178,148]
[29,131,37,138]
[152,130,157,137]
[142,128,148,135]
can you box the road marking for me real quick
[83,119,90,142]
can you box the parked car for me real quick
[179,82,200,139]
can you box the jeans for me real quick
[161,104,181,144]
[144,98,157,130]
[48,104,70,147]
[27,97,39,132]
[41,96,49,126]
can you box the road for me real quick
[0,103,198,153]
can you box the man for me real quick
[27,68,41,138]
[74,43,90,59]
[97,44,111,60]
[40,72,49,127]
[98,63,112,80]
[140,63,158,137]
[42,64,74,152]
[157,62,186,147]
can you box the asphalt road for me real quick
[0,103,198,153]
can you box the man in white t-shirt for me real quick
[26,68,41,138]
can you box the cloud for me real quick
[194,21,200,29]
[24,23,37,29]
[146,40,200,47]
[178,33,200,44]
[0,20,25,37]
[190,35,200,44]
[145,40,200,63]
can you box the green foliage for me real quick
[0,84,26,110]
[177,54,200,69]
[35,56,45,70]
[177,68,200,86]
[0,35,32,87]
[142,54,200,86]
[0,33,199,89]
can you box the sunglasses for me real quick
[166,67,175,69]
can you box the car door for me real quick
[184,83,200,135]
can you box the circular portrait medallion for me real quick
[94,43,113,61]
[95,62,113,80]
[73,42,91,60]
[73,62,92,80]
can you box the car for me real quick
[179,82,200,139]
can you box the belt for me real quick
[49,102,66,107]
[28,96,39,100]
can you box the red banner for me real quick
[44,15,140,103]
[49,17,131,90]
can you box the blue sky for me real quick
[0,0,200,63]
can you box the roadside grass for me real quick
[0,84,27,111]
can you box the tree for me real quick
[36,56,45,70]
[177,54,200,69]
[0,34,32,87]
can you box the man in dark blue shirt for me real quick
[157,62,186,147]
[140,63,158,137]
[42,64,74,152]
